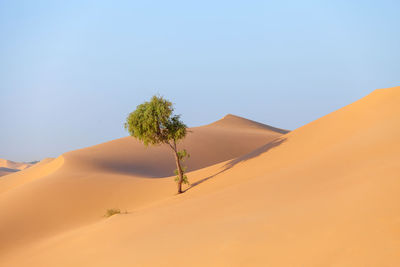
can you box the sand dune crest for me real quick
[1,87,400,266]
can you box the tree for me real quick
[124,95,190,194]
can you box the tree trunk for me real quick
[171,140,184,194]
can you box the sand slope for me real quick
[61,114,288,177]
[0,159,36,177]
[1,87,400,266]
[0,115,286,259]
[0,167,19,177]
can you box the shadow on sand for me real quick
[0,167,19,173]
[184,137,287,192]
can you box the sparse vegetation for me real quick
[124,95,189,194]
[105,208,121,217]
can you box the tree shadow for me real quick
[184,137,287,192]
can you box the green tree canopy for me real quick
[124,95,189,193]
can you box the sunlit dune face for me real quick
[1,87,400,266]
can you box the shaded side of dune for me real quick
[1,87,400,266]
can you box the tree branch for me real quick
[167,140,175,152]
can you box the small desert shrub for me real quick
[105,208,121,217]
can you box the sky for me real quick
[0,0,399,162]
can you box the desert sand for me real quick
[0,87,399,266]
[0,159,36,177]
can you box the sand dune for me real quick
[0,115,286,259]
[61,114,288,177]
[0,159,33,170]
[1,87,400,266]
[0,167,19,176]
[0,157,62,193]
[0,159,36,177]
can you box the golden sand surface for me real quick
[1,87,399,266]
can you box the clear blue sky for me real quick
[1,0,399,162]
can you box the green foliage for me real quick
[124,95,187,146]
[124,95,190,192]
[177,149,190,161]
[174,149,190,185]
[174,174,189,185]
[105,208,121,217]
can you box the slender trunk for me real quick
[171,140,184,194]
